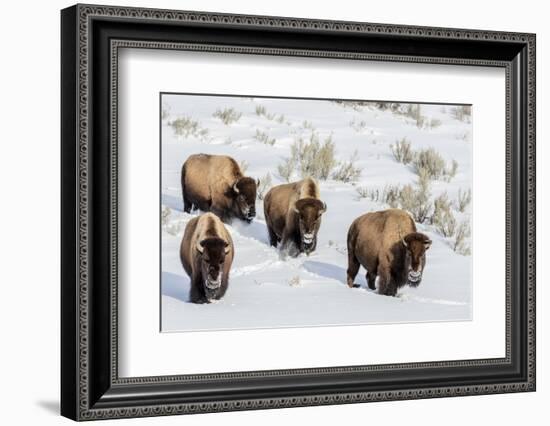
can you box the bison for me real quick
[181,154,258,223]
[180,212,234,303]
[346,208,432,296]
[263,177,327,256]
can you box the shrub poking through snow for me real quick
[399,186,429,223]
[434,209,457,238]
[257,173,273,200]
[385,185,401,208]
[355,181,432,222]
[412,147,461,182]
[301,120,315,130]
[445,159,459,182]
[162,103,171,121]
[388,146,459,182]
[277,158,294,182]
[332,100,364,112]
[279,132,337,181]
[413,147,447,180]
[166,223,183,236]
[453,220,472,255]
[390,138,414,165]
[355,186,370,200]
[254,129,276,146]
[161,205,171,225]
[213,107,242,125]
[404,104,426,128]
[456,188,472,212]
[432,193,457,237]
[450,105,472,122]
[255,104,281,121]
[238,159,249,174]
[296,133,337,180]
[401,170,432,223]
[169,116,210,141]
[255,105,267,116]
[332,151,362,183]
[170,116,199,137]
[428,117,442,129]
[289,275,301,287]
[349,118,368,133]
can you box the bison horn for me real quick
[402,238,408,248]
[321,201,327,213]
[256,178,260,187]
[233,182,240,194]
[196,240,205,253]
[424,239,432,249]
[224,244,231,255]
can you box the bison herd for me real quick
[178,153,432,304]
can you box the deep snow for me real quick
[161,94,472,332]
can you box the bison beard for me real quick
[231,177,257,223]
[192,238,230,303]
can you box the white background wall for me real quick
[0,0,546,424]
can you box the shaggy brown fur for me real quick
[181,154,258,223]
[346,208,431,296]
[180,213,234,303]
[263,177,326,256]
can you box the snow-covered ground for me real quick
[161,94,472,332]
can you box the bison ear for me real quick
[424,239,432,250]
[232,181,240,194]
[196,240,205,254]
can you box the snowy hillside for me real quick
[161,94,473,332]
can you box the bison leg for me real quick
[183,194,193,213]
[378,272,397,297]
[346,253,361,288]
[281,231,297,255]
[189,282,208,304]
[366,271,377,290]
[267,225,279,248]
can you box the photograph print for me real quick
[161,93,473,332]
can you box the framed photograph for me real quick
[61,4,536,421]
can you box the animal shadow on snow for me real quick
[162,271,190,303]
[228,218,270,245]
[162,193,184,213]
[302,260,369,289]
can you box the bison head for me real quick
[294,198,327,254]
[402,232,431,286]
[232,177,258,223]
[196,237,231,300]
